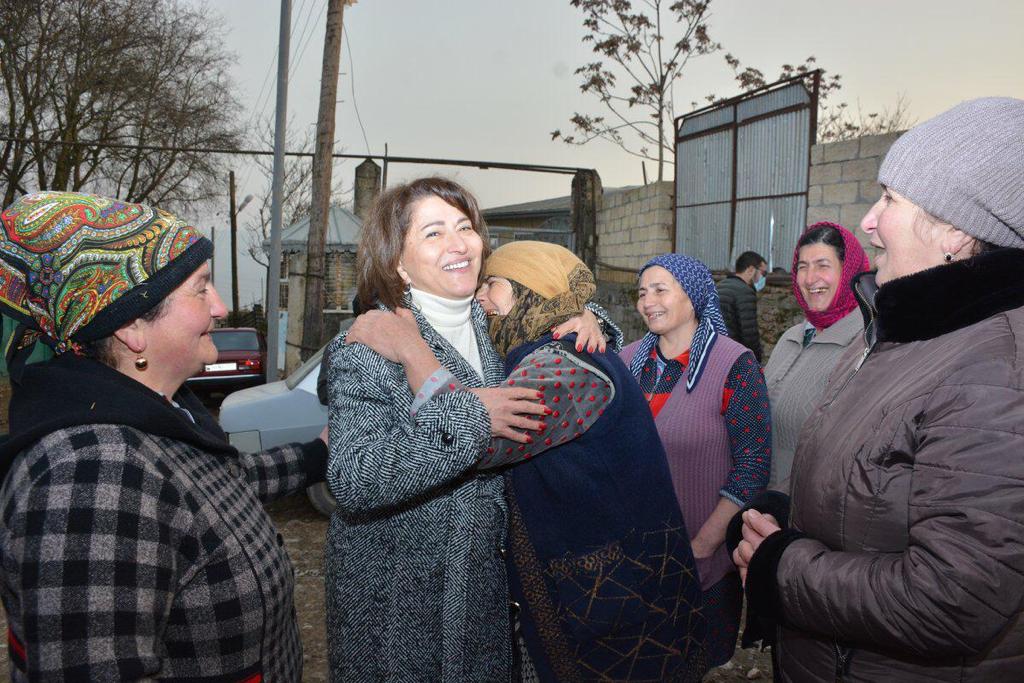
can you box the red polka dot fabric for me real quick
[485,343,614,468]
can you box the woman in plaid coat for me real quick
[0,192,328,682]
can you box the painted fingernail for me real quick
[576,344,582,352]
[544,407,553,415]
[536,392,544,398]
[525,435,534,444]
[552,332,560,339]
[587,345,594,353]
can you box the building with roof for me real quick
[481,185,637,250]
[264,204,362,315]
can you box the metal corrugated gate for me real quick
[674,74,819,271]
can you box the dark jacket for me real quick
[0,354,326,681]
[746,249,1024,682]
[324,297,512,682]
[716,275,762,361]
[504,336,707,682]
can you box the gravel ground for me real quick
[0,490,772,680]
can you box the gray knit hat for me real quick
[878,97,1024,248]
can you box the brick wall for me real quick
[807,131,903,258]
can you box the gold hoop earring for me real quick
[134,356,148,371]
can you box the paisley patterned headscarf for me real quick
[628,253,728,392]
[484,241,595,358]
[0,191,211,363]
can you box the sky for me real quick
[197,0,1024,306]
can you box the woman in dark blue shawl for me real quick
[479,241,708,682]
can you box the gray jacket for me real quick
[763,311,862,492]
[324,298,511,682]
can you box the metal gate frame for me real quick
[673,72,821,271]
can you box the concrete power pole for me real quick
[228,170,240,318]
[265,0,291,382]
[299,0,347,362]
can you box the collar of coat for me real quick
[378,291,505,388]
[853,248,1024,344]
[0,352,236,484]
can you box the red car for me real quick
[186,327,267,397]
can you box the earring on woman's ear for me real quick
[135,356,148,371]
[944,252,954,263]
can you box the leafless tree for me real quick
[552,0,720,181]
[0,0,243,209]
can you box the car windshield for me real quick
[212,331,260,351]
[285,343,327,390]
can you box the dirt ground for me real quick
[0,385,775,682]
[262,492,774,681]
[0,488,771,680]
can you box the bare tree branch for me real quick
[557,0,720,181]
[0,0,244,211]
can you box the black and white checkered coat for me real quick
[0,357,325,682]
[325,298,513,682]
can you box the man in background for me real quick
[716,251,766,361]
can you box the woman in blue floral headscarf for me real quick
[620,253,772,668]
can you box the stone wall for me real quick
[807,131,903,258]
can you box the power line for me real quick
[239,0,319,195]
[289,0,325,83]
[245,0,314,134]
[343,24,371,156]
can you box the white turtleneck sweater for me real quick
[409,287,484,379]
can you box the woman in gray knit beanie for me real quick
[731,97,1024,681]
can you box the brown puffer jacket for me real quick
[766,250,1024,682]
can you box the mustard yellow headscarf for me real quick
[484,241,596,357]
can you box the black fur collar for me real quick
[865,248,1024,344]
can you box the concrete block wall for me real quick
[593,181,675,344]
[596,181,674,271]
[807,131,903,256]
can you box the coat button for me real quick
[440,432,454,446]
[227,462,242,478]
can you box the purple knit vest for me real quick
[622,336,746,591]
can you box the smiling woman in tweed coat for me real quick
[324,178,608,682]
[0,192,328,681]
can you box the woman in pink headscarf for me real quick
[762,222,870,492]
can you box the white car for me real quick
[219,344,335,515]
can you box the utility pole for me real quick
[266,0,291,382]
[299,0,347,361]
[229,170,240,318]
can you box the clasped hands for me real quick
[731,509,781,586]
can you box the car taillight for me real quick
[242,358,262,371]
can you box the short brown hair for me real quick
[356,177,490,310]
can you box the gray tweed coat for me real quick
[324,298,511,682]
